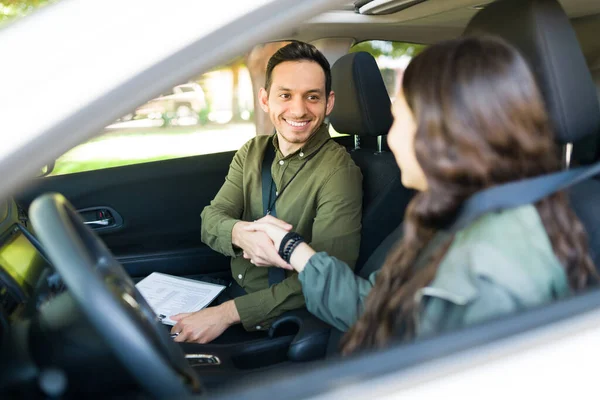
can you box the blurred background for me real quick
[1,0,424,176]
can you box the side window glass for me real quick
[50,42,290,176]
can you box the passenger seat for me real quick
[589,64,600,105]
[329,52,414,272]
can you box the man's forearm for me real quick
[221,300,241,325]
[200,143,249,257]
[234,276,306,331]
[231,221,251,249]
[201,207,241,257]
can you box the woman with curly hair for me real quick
[245,35,596,355]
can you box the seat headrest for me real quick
[329,52,393,137]
[465,0,600,147]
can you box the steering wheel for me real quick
[29,193,202,397]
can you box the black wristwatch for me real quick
[278,232,304,263]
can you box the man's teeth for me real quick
[286,120,309,127]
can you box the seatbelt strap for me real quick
[261,142,277,218]
[408,161,600,272]
[449,161,600,233]
[261,141,287,286]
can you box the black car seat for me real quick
[591,61,600,101]
[329,51,415,273]
[464,0,600,268]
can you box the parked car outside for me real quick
[132,82,208,126]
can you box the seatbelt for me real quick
[261,142,287,286]
[448,161,600,233]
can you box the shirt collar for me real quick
[272,123,331,160]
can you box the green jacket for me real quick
[299,205,570,335]
[201,124,362,331]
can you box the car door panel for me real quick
[18,151,235,279]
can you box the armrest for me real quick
[269,309,331,362]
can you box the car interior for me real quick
[2,0,600,398]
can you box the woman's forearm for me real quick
[289,242,316,273]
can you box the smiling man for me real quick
[171,41,362,344]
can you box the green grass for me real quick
[49,123,348,177]
[51,155,181,176]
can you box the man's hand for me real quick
[232,215,292,269]
[170,300,240,344]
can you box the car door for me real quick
[18,151,234,281]
[16,64,263,281]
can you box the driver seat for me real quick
[464,0,600,268]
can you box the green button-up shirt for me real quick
[201,124,362,331]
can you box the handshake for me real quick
[232,215,308,271]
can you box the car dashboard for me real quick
[0,197,63,350]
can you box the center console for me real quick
[179,308,333,388]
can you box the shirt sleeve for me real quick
[234,164,363,331]
[234,273,306,330]
[200,140,250,257]
[298,252,377,332]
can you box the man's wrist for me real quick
[231,221,250,248]
[222,300,241,325]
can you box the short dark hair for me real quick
[264,41,332,96]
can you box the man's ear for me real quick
[259,88,269,113]
[325,91,335,116]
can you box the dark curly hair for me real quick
[341,36,596,355]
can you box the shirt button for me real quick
[256,325,262,330]
[279,160,284,165]
[238,274,243,279]
[299,152,304,157]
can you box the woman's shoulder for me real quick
[457,204,544,242]
[451,204,554,262]
[429,205,569,306]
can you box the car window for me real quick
[49,42,290,176]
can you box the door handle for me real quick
[84,218,112,227]
[77,206,123,232]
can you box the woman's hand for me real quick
[241,215,293,270]
[244,217,316,273]
[243,215,291,249]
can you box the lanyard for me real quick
[263,139,330,216]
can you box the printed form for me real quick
[136,272,225,325]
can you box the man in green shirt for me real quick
[170,41,363,344]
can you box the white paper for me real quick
[135,272,225,325]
